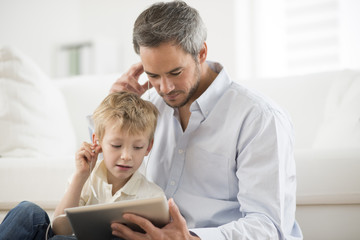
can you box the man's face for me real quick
[140,42,200,108]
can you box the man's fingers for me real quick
[110,76,146,96]
[129,62,145,78]
[123,213,157,234]
[168,198,186,225]
[110,80,139,94]
[111,221,149,240]
[141,80,153,92]
[111,223,128,239]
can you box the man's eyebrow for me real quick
[167,67,183,73]
[145,67,183,76]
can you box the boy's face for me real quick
[99,122,152,185]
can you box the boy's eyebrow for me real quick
[145,67,183,76]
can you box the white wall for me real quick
[0,0,82,77]
[0,0,239,79]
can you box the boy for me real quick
[0,91,165,239]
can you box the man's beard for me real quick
[162,64,200,109]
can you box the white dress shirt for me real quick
[144,61,303,239]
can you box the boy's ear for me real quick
[92,133,97,144]
[145,139,154,156]
[92,133,102,152]
[92,133,100,145]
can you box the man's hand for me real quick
[111,198,200,240]
[110,62,152,96]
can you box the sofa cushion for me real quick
[0,46,76,157]
[54,75,117,147]
[240,70,360,150]
[0,156,75,209]
[313,70,360,149]
[295,149,360,205]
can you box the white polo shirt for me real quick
[70,159,165,206]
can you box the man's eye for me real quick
[147,74,159,79]
[171,71,181,76]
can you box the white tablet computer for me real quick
[65,196,170,240]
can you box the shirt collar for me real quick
[190,61,232,118]
[93,160,143,197]
[119,171,143,196]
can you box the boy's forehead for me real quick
[104,124,151,139]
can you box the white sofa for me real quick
[1,47,360,239]
[242,72,360,240]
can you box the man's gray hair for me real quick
[133,1,207,59]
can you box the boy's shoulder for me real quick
[132,171,165,199]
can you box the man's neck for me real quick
[178,62,218,131]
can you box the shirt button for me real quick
[170,180,176,186]
[178,149,184,154]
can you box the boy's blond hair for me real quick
[92,91,158,142]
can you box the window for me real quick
[236,0,360,78]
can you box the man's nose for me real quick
[160,77,175,94]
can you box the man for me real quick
[110,1,302,240]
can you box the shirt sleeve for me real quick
[192,109,301,239]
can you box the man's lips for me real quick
[165,93,180,101]
[160,91,182,101]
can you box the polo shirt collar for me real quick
[94,160,143,197]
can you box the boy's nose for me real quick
[120,149,132,161]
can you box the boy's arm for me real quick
[52,142,100,235]
[52,173,88,235]
[53,172,88,217]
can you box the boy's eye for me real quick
[134,146,144,150]
[112,145,121,148]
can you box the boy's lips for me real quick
[116,164,132,169]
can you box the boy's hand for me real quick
[75,142,101,178]
[110,62,152,96]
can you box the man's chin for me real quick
[161,91,194,108]
[163,98,188,108]
[164,99,181,108]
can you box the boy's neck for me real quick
[107,174,131,196]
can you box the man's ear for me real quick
[145,139,154,156]
[198,42,208,64]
